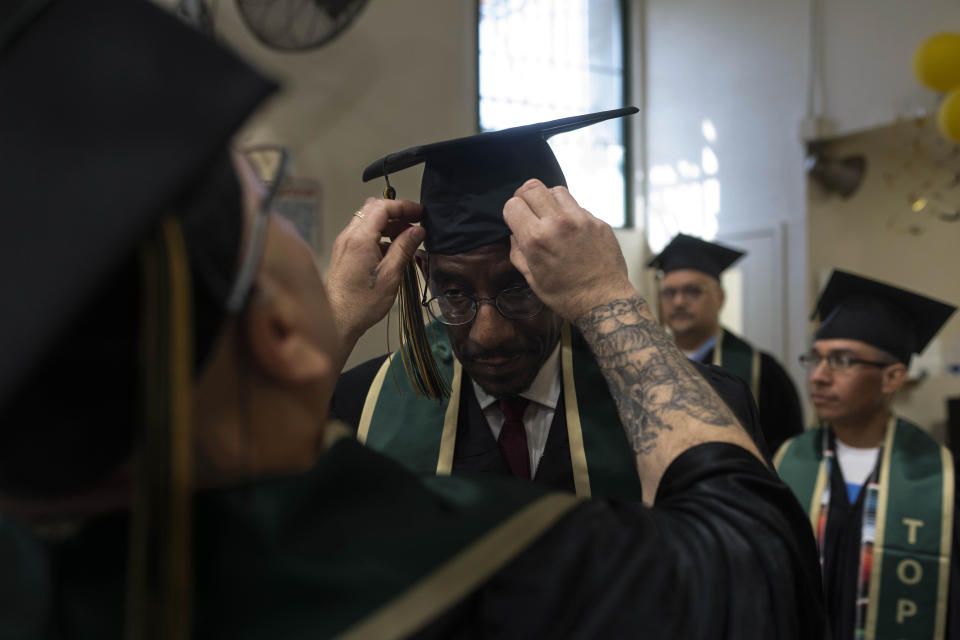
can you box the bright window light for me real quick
[479,0,629,227]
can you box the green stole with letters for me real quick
[711,327,760,400]
[357,320,642,500]
[774,417,954,640]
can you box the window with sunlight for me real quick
[478,0,630,227]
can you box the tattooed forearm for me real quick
[575,295,738,457]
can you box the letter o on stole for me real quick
[897,559,923,586]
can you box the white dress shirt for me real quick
[683,333,717,363]
[835,439,881,504]
[471,343,562,476]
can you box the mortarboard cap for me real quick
[0,0,276,494]
[362,107,638,254]
[647,233,746,280]
[812,270,956,364]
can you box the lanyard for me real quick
[817,427,883,639]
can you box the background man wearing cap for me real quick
[332,118,768,499]
[0,0,823,636]
[775,269,958,640]
[650,233,804,453]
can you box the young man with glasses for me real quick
[775,269,958,640]
[332,116,769,499]
[648,233,804,453]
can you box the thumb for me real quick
[379,226,426,279]
[509,235,534,287]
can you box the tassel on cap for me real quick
[384,180,449,400]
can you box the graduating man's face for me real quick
[659,269,724,338]
[806,338,900,426]
[426,241,562,396]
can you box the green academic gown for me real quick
[697,327,804,454]
[0,435,824,639]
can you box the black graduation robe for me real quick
[822,451,960,640]
[333,352,771,492]
[698,343,803,454]
[0,438,824,638]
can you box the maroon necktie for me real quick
[498,396,531,479]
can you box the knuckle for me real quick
[555,215,577,233]
[503,195,523,212]
[528,227,549,248]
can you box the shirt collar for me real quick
[472,342,562,411]
[683,333,718,362]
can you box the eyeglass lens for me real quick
[660,285,706,301]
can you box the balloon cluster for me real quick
[914,33,960,142]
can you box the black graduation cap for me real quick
[362,107,638,254]
[647,233,746,280]
[0,0,275,494]
[812,270,956,364]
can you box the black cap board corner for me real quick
[812,269,956,363]
[648,233,746,280]
[361,106,638,255]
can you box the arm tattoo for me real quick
[368,265,379,290]
[574,295,737,456]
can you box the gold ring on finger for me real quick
[353,209,365,221]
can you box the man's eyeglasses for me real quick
[423,285,544,326]
[798,351,895,372]
[225,146,290,314]
[659,284,710,302]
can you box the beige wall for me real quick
[819,0,960,136]
[807,119,960,439]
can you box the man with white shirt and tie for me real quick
[331,111,767,499]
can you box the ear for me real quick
[880,362,909,395]
[243,280,334,384]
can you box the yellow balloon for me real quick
[937,88,960,142]
[914,33,960,92]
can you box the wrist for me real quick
[330,301,363,358]
[566,280,638,324]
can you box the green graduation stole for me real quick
[357,321,642,500]
[711,327,760,400]
[774,417,954,640]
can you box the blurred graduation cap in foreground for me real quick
[0,0,276,635]
[647,233,746,281]
[812,270,956,364]
[0,0,275,493]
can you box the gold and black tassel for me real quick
[383,178,449,400]
[127,217,194,640]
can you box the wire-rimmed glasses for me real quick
[225,145,290,313]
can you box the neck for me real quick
[675,324,719,352]
[831,407,891,448]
